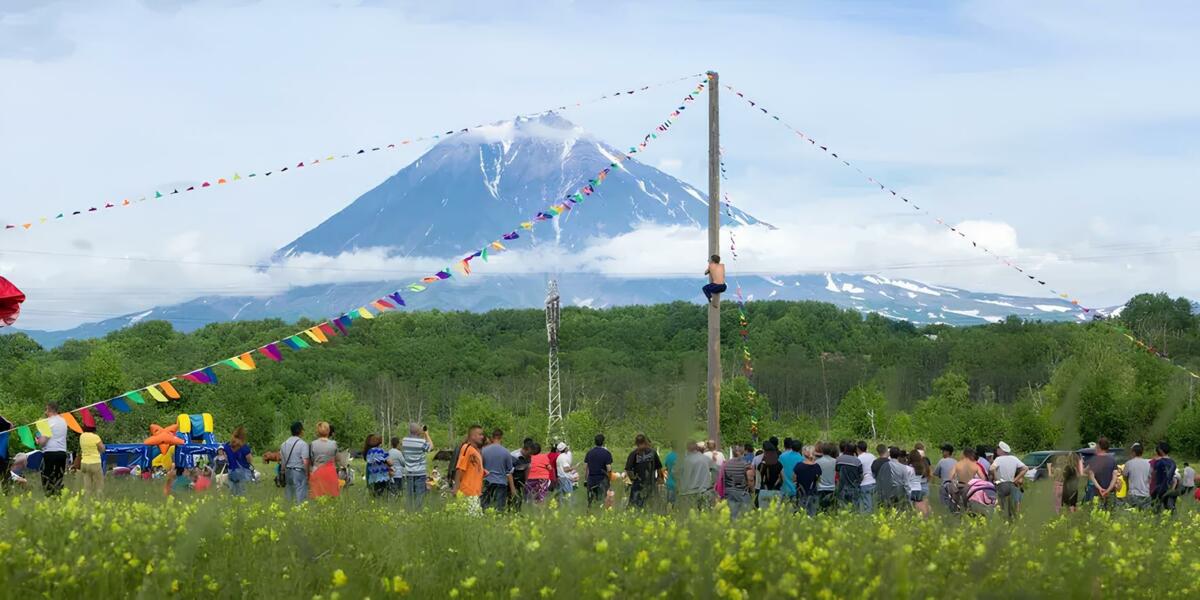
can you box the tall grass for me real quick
[0,474,1197,599]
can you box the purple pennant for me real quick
[94,402,116,422]
[332,317,347,335]
[503,232,519,240]
[435,271,451,280]
[388,292,406,307]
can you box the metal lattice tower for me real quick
[545,279,564,441]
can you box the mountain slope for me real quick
[9,273,1103,348]
[275,113,767,259]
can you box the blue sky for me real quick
[1,1,1197,329]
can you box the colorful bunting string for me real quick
[721,180,760,439]
[723,81,1200,381]
[0,79,706,439]
[3,73,703,235]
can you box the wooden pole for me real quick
[706,70,722,448]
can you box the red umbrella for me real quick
[0,276,25,327]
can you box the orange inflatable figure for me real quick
[144,423,184,457]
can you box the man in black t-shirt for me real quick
[583,434,614,509]
[625,434,664,509]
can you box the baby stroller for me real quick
[960,478,997,516]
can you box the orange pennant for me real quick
[159,381,181,399]
[61,411,83,434]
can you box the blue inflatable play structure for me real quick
[102,413,221,471]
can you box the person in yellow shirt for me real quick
[78,425,105,495]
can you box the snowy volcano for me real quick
[275,113,767,259]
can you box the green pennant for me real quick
[125,390,146,405]
[290,336,311,349]
[154,191,163,198]
[16,425,36,449]
[481,247,489,262]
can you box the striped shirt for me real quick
[401,436,432,476]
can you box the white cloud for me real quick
[2,1,1198,329]
[656,158,683,172]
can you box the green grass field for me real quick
[1,471,1198,599]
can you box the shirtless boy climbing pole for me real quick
[703,255,727,307]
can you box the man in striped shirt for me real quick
[401,423,433,510]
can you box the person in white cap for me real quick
[555,442,577,499]
[990,441,1027,519]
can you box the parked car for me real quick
[1021,450,1068,481]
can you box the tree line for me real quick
[1,292,1197,457]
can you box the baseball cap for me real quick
[997,441,1011,454]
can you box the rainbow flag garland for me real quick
[0,78,709,440]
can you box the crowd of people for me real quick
[4,402,1198,521]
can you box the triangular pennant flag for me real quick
[259,343,284,362]
[16,425,36,450]
[125,390,146,405]
[160,381,181,399]
[408,284,426,292]
[60,412,82,434]
[80,407,96,429]
[388,292,406,307]
[318,322,337,337]
[303,329,325,344]
[238,352,257,370]
[357,307,375,320]
[217,178,227,184]
[481,247,489,262]
[146,385,169,403]
[155,191,163,198]
[225,357,253,370]
[371,300,392,311]
[110,397,132,413]
[232,173,241,181]
[94,403,115,422]
[490,241,505,250]
[34,419,52,437]
[284,336,310,350]
[331,318,348,335]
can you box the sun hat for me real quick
[997,441,1011,454]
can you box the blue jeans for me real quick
[558,476,575,497]
[726,489,752,519]
[228,467,252,496]
[757,489,783,509]
[703,283,728,301]
[483,482,509,511]
[285,468,308,503]
[404,475,426,510]
[858,484,876,513]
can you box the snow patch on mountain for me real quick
[1035,304,1071,313]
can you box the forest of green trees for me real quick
[1,293,1198,457]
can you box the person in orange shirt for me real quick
[455,425,486,515]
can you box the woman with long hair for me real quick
[224,426,253,496]
[309,421,340,498]
[908,449,931,516]
[363,434,390,497]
